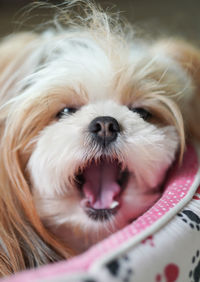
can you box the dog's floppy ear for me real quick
[0,32,39,140]
[153,39,200,142]
[0,33,74,276]
[0,33,37,73]
[0,32,41,106]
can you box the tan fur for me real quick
[0,33,37,73]
[153,39,200,141]
[0,33,74,277]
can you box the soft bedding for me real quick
[2,144,200,282]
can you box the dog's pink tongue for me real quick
[82,160,120,209]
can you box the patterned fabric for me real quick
[3,145,200,282]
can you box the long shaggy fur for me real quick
[0,1,200,276]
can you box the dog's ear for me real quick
[0,33,75,275]
[0,33,37,73]
[0,32,40,106]
[153,39,200,142]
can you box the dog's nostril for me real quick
[89,116,120,146]
[108,121,119,133]
[92,121,102,133]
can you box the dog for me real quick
[0,1,200,276]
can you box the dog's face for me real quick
[1,5,200,275]
[10,34,190,252]
[1,12,200,273]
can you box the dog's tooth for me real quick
[110,201,119,209]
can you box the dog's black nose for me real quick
[89,116,120,146]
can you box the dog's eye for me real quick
[56,107,77,119]
[131,107,152,121]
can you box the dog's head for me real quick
[0,3,200,274]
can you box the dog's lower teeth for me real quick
[110,201,119,209]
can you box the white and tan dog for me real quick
[0,1,200,276]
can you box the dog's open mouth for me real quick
[76,158,129,221]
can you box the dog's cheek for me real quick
[27,121,86,197]
[34,193,83,225]
[118,182,162,224]
[114,126,179,224]
[122,124,179,189]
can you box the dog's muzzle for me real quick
[75,116,127,222]
[89,116,120,147]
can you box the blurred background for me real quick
[0,0,200,43]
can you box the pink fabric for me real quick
[4,145,199,282]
